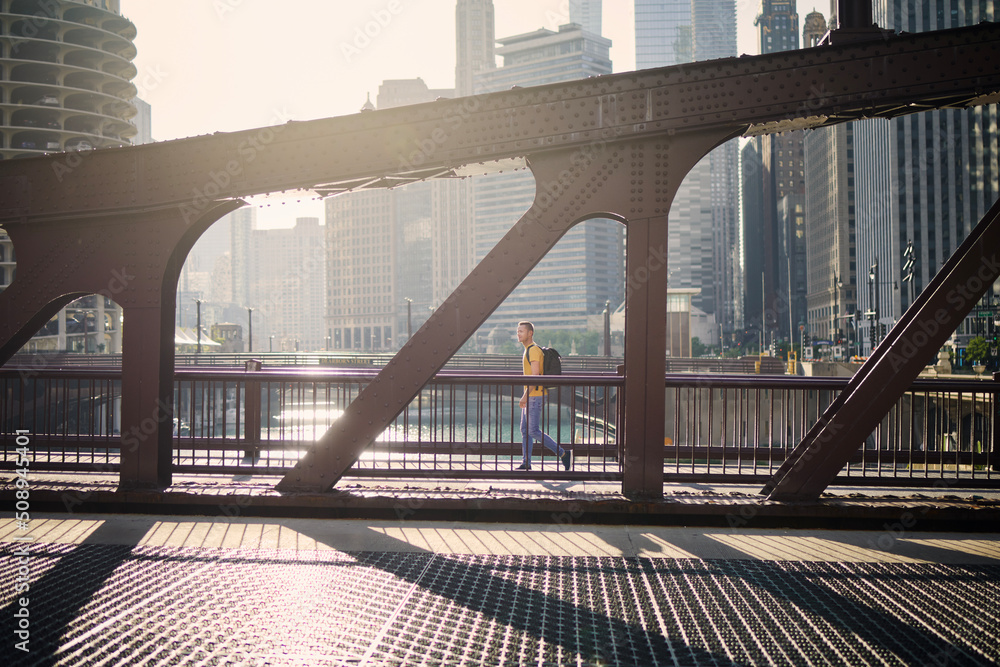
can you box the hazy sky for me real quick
[124,1,761,226]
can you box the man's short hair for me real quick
[517,320,534,333]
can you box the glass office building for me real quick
[634,0,739,338]
[472,23,624,338]
[851,0,999,354]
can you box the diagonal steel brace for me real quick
[276,148,616,491]
[764,196,1000,501]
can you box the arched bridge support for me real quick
[277,130,735,498]
[0,201,243,490]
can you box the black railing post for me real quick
[243,359,262,458]
[993,371,1000,472]
[616,364,625,465]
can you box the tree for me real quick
[966,336,989,365]
[690,336,706,357]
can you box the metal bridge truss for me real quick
[2,19,1000,499]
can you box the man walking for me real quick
[517,321,572,471]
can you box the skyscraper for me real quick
[325,0,501,353]
[251,217,326,351]
[327,186,396,351]
[455,0,495,97]
[744,0,808,345]
[230,207,256,308]
[740,140,764,338]
[852,0,999,354]
[635,0,739,338]
[569,0,602,36]
[0,0,138,159]
[801,8,860,353]
[803,117,855,348]
[802,2,862,356]
[472,23,623,337]
[326,79,470,351]
[755,0,799,52]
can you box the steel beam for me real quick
[621,216,669,498]
[617,131,730,498]
[764,196,1000,501]
[2,23,1000,227]
[0,202,242,489]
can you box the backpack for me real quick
[526,344,562,390]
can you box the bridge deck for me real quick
[3,508,998,666]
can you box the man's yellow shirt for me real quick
[522,344,546,397]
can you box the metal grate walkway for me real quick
[3,543,998,666]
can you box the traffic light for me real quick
[803,332,810,347]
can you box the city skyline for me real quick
[125,0,761,229]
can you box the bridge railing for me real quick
[1,366,997,487]
[662,375,999,485]
[168,369,621,478]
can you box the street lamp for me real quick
[868,259,880,350]
[833,272,843,360]
[853,311,861,359]
[603,300,611,357]
[195,298,202,354]
[404,297,412,340]
[247,307,253,353]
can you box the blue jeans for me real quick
[521,395,564,463]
